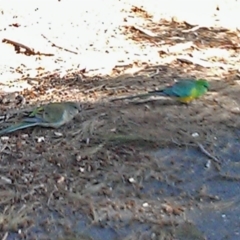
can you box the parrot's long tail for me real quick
[147,90,167,96]
[110,90,166,102]
[0,122,39,135]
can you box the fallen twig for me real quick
[1,232,8,240]
[182,25,202,33]
[41,34,78,54]
[130,25,159,38]
[2,38,54,56]
[0,114,10,123]
[197,142,221,164]
[171,138,222,166]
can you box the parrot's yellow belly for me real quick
[178,96,195,103]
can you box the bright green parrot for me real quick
[111,79,209,103]
[0,102,81,136]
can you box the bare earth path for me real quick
[0,1,240,239]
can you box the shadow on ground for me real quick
[1,20,240,240]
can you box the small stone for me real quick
[37,136,45,142]
[142,202,149,207]
[192,132,199,138]
[0,136,9,141]
[54,132,63,137]
[128,177,135,183]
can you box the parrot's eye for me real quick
[74,104,81,111]
[204,83,209,89]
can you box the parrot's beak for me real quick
[76,103,82,112]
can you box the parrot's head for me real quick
[197,79,210,90]
[66,102,82,114]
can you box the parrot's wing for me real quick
[28,106,44,117]
[0,122,40,135]
[24,103,78,128]
[24,104,64,125]
[22,116,45,123]
[165,81,196,97]
[42,104,65,123]
[22,116,59,128]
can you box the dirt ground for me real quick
[1,1,240,240]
